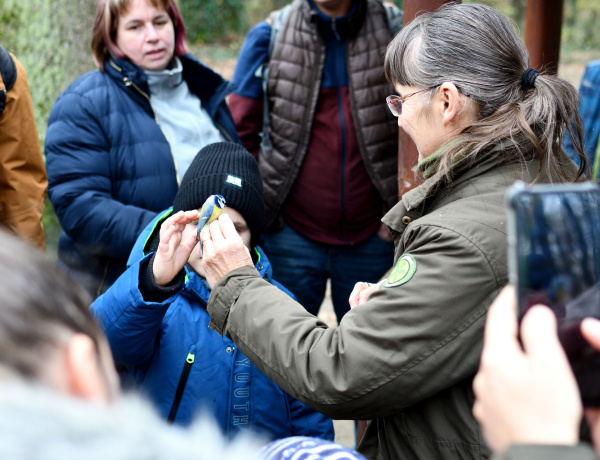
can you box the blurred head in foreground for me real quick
[0,229,119,401]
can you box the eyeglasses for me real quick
[386,84,441,117]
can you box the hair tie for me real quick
[521,68,539,90]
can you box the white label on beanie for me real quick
[226,175,243,187]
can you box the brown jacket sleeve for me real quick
[0,53,47,249]
[493,444,598,460]
[208,222,501,420]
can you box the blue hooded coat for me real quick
[91,209,334,439]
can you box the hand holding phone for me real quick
[507,181,600,406]
[473,286,583,452]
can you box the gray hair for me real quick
[384,2,587,182]
[0,230,103,381]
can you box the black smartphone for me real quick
[506,180,600,406]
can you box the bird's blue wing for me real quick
[197,201,214,240]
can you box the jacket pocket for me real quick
[398,386,490,459]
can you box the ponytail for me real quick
[384,3,588,183]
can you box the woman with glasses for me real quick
[197,4,587,460]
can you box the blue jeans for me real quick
[262,224,395,322]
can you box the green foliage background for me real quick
[1,0,97,256]
[1,0,600,257]
[180,0,247,43]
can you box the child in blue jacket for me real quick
[91,142,334,440]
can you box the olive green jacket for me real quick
[208,143,579,460]
[493,444,597,460]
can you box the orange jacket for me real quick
[0,48,47,249]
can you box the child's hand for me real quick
[153,210,199,286]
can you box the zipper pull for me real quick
[123,76,132,87]
[186,353,195,364]
[332,18,342,42]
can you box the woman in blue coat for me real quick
[45,0,240,297]
[91,143,334,439]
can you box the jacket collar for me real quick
[104,54,235,117]
[179,54,235,116]
[302,0,366,40]
[383,138,526,234]
[106,57,149,91]
[145,57,184,94]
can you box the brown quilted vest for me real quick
[260,0,399,230]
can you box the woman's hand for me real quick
[472,286,581,452]
[153,210,199,286]
[200,213,254,288]
[349,280,384,309]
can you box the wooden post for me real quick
[396,0,455,197]
[403,0,453,24]
[524,0,564,74]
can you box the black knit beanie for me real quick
[172,142,264,248]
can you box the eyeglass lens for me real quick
[386,95,403,117]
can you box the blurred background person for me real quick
[44,0,240,298]
[229,0,400,324]
[0,44,47,250]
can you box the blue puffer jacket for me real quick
[91,209,334,440]
[45,55,240,296]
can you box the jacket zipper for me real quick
[274,29,324,217]
[95,259,110,298]
[332,17,348,242]
[215,120,235,143]
[167,351,195,423]
[110,60,180,186]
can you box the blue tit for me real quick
[197,194,226,255]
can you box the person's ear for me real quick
[65,333,111,403]
[439,82,463,127]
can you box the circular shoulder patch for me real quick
[384,254,417,288]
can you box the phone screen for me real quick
[508,182,600,406]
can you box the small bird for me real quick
[197,194,226,255]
